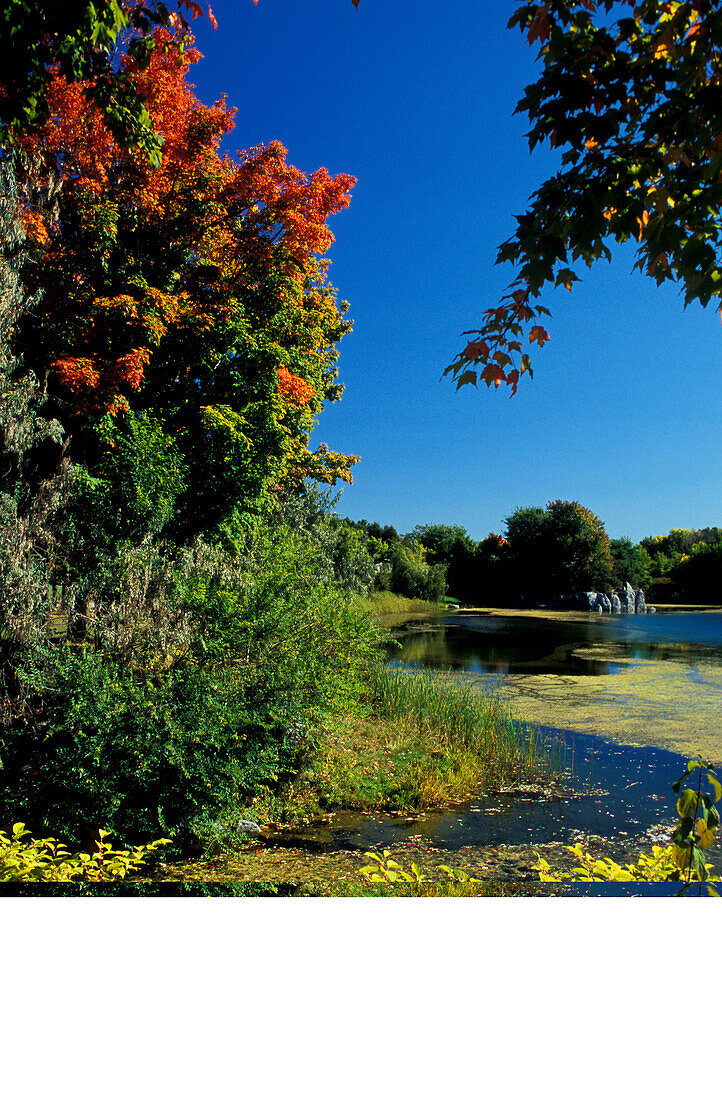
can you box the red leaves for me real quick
[527,4,551,47]
[528,325,549,346]
[462,339,489,360]
[446,278,551,396]
[178,1,206,18]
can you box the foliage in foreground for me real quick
[361,850,482,888]
[0,822,169,882]
[535,758,722,896]
[0,524,382,846]
[447,1,722,394]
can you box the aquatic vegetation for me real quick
[372,666,557,789]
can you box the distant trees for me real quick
[347,507,721,608]
[504,500,613,603]
[609,537,653,590]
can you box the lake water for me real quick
[390,610,722,677]
[309,609,722,878]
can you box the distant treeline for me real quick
[343,503,722,607]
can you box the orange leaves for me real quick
[277,367,315,407]
[19,209,50,246]
[113,348,151,391]
[52,347,149,410]
[228,142,356,268]
[53,357,99,394]
[528,325,549,346]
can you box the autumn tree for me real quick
[11,27,357,558]
[0,1,225,160]
[446,0,722,394]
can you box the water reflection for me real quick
[390,611,722,677]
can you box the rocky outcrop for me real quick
[621,581,636,613]
[555,583,651,613]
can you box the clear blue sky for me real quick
[190,0,721,543]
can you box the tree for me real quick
[610,536,653,588]
[505,499,613,602]
[11,27,357,555]
[389,539,446,602]
[411,523,475,599]
[0,2,224,161]
[446,0,722,394]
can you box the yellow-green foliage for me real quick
[534,757,722,895]
[0,823,170,882]
[351,592,443,617]
[360,849,482,887]
[533,843,720,887]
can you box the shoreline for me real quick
[450,603,722,623]
[392,606,722,762]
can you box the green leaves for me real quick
[456,0,722,392]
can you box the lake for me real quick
[390,609,722,677]
[390,609,722,763]
[299,607,722,882]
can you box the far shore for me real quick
[451,603,722,622]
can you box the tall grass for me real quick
[372,666,558,788]
[352,592,444,617]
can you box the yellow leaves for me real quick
[696,818,717,850]
[636,209,650,240]
[584,137,599,151]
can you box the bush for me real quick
[0,822,169,882]
[0,524,383,845]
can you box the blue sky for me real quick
[190,0,721,543]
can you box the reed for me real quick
[372,665,557,787]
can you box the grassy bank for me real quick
[351,592,446,617]
[260,667,558,820]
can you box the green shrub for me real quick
[0,524,383,845]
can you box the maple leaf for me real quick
[528,325,549,347]
[462,339,490,360]
[527,4,551,47]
